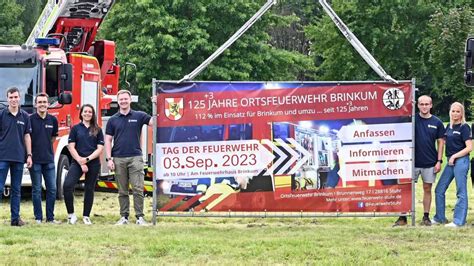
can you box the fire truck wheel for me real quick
[56,154,70,200]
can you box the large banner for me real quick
[154,81,414,214]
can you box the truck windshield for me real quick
[0,65,38,106]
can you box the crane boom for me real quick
[25,0,66,46]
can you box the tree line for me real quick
[1,0,472,118]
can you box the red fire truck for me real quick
[0,0,152,197]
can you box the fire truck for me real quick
[0,0,152,198]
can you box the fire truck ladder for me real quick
[25,0,66,46]
[26,0,115,50]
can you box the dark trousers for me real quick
[63,160,100,217]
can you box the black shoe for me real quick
[11,219,26,227]
[393,216,407,227]
[421,216,432,226]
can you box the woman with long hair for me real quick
[63,104,104,225]
[433,102,472,227]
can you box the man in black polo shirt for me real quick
[29,93,59,224]
[0,87,32,226]
[393,95,445,226]
[105,89,153,226]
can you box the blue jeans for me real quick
[434,155,469,225]
[0,161,25,222]
[29,163,56,221]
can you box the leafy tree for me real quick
[9,0,472,117]
[0,1,24,44]
[267,0,324,80]
[422,6,473,118]
[16,0,46,40]
[306,1,436,81]
[305,0,473,117]
[268,1,323,54]
[98,0,313,112]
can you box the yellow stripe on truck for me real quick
[97,180,153,192]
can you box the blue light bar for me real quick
[35,38,60,46]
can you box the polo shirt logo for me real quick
[45,125,54,129]
[17,121,25,125]
[428,124,437,129]
[453,131,461,135]
[128,119,138,123]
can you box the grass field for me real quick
[1,180,474,265]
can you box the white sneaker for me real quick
[35,220,42,224]
[136,216,148,226]
[431,219,447,225]
[46,220,62,225]
[83,216,92,225]
[445,222,462,228]
[68,213,77,225]
[115,216,129,225]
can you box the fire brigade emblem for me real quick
[382,88,404,110]
[165,98,184,121]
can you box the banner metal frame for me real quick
[151,79,416,225]
[152,79,158,225]
[411,78,417,226]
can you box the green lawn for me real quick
[1,180,473,264]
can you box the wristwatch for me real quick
[27,154,32,157]
[106,157,112,162]
[437,160,443,163]
[86,157,90,162]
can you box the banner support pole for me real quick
[152,79,158,225]
[411,78,417,226]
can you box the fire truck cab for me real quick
[0,0,131,198]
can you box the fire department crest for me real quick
[164,98,184,121]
